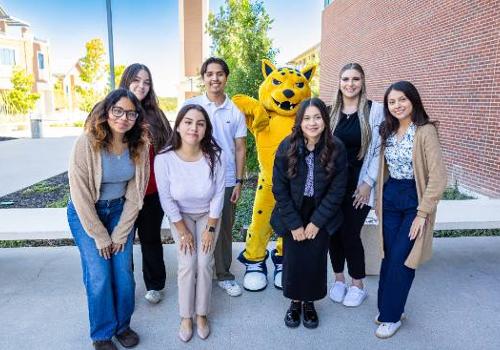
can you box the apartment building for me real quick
[0,5,53,116]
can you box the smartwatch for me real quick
[235,178,244,185]
[207,226,216,233]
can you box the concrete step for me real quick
[1,199,499,241]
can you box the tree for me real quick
[4,67,40,115]
[106,63,126,91]
[53,76,67,110]
[207,0,277,98]
[76,38,106,112]
[79,38,106,84]
[207,0,278,172]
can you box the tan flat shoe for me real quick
[196,316,210,340]
[178,321,193,342]
[197,321,210,340]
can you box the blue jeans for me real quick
[378,178,417,323]
[67,198,135,341]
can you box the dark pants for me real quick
[329,168,370,280]
[214,187,236,281]
[378,178,417,323]
[136,192,166,291]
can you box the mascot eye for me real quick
[296,82,304,88]
[272,79,282,86]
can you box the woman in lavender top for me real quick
[154,104,225,342]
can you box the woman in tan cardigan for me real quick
[67,89,149,350]
[374,81,447,339]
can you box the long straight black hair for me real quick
[380,80,437,146]
[165,104,221,179]
[287,97,337,179]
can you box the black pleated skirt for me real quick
[282,196,329,301]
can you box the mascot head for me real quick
[258,59,316,116]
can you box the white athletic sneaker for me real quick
[342,285,368,307]
[374,313,406,325]
[329,281,347,303]
[145,290,163,304]
[218,280,243,297]
[375,321,402,339]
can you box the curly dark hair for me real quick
[119,63,172,154]
[85,88,148,163]
[164,104,222,179]
[380,80,437,147]
[287,97,337,179]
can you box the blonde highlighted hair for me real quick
[329,63,371,160]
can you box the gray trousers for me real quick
[170,212,220,318]
[214,187,236,281]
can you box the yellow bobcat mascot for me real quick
[233,59,316,291]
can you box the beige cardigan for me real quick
[68,133,150,249]
[376,124,447,269]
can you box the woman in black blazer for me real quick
[271,97,347,329]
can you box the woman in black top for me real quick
[328,63,384,307]
[271,98,347,329]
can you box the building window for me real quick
[38,52,45,70]
[0,48,16,65]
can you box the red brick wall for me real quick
[320,0,499,198]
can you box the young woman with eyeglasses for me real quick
[67,88,149,350]
[119,64,173,304]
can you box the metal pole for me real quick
[106,0,115,90]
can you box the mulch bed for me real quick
[0,172,69,208]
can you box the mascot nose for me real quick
[283,89,295,98]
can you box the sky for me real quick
[1,0,322,96]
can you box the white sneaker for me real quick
[218,280,242,297]
[374,313,406,325]
[342,285,368,307]
[375,321,402,339]
[329,281,347,303]
[145,290,163,304]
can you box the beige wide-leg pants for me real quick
[170,212,220,318]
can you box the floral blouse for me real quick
[384,123,416,179]
[304,151,315,197]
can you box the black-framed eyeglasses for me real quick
[110,106,139,121]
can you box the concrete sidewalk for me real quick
[0,136,76,196]
[1,239,500,350]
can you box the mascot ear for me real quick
[261,59,276,79]
[301,64,317,83]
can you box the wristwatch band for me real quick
[207,226,216,233]
[235,178,244,184]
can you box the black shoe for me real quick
[115,327,140,348]
[93,340,118,350]
[302,301,319,329]
[284,301,302,328]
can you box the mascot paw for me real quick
[237,250,269,292]
[271,249,283,290]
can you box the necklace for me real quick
[343,110,357,120]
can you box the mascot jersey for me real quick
[233,59,316,291]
